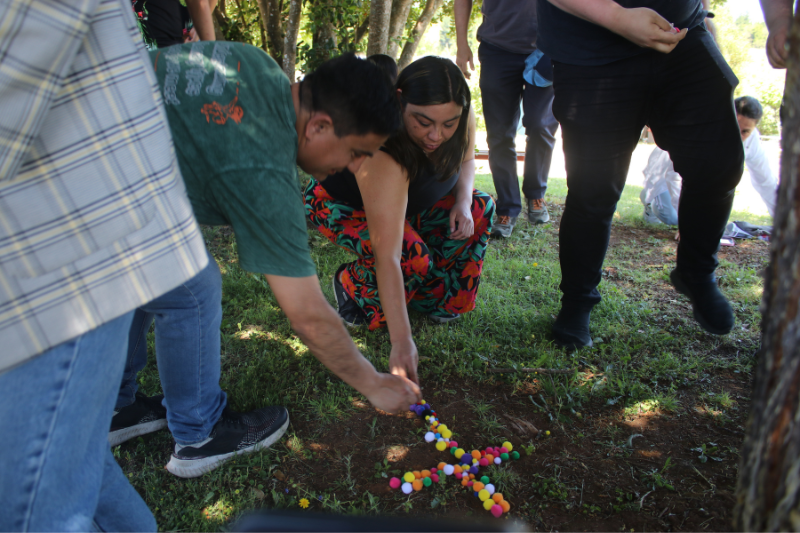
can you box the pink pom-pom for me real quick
[430,467,438,473]
[431,474,439,482]
[455,472,463,480]
[449,441,458,448]
[500,446,508,454]
[491,504,503,518]
[389,477,401,489]
[479,458,489,466]
[467,480,474,487]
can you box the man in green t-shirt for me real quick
[109,44,419,479]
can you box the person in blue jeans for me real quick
[455,0,559,238]
[0,0,209,530]
[110,44,422,479]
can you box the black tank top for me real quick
[320,154,459,217]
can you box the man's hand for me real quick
[765,18,790,68]
[454,0,475,78]
[546,0,687,53]
[607,7,688,52]
[457,45,475,79]
[449,198,475,240]
[389,337,419,385]
[361,373,422,414]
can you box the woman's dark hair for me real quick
[735,96,763,122]
[383,56,471,182]
[367,54,399,85]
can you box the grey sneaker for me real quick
[109,392,167,447]
[642,203,662,224]
[527,198,550,224]
[491,215,517,238]
[428,310,461,324]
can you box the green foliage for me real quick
[297,0,368,74]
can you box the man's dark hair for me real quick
[300,53,401,138]
[735,96,763,121]
[367,54,399,84]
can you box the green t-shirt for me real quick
[150,42,315,277]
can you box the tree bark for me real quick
[267,0,283,61]
[387,0,412,60]
[255,0,270,52]
[397,0,444,69]
[734,12,800,532]
[367,0,392,56]
[282,0,302,80]
[354,15,370,46]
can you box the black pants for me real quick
[479,42,559,217]
[552,26,743,307]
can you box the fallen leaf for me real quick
[273,470,286,481]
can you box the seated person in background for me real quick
[641,96,778,225]
[111,45,421,479]
[134,0,217,47]
[305,56,494,385]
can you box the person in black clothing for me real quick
[536,0,744,348]
[134,0,216,48]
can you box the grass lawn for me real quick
[118,171,769,531]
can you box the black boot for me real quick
[552,302,593,349]
[670,268,734,335]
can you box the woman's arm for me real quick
[449,107,477,240]
[355,152,419,384]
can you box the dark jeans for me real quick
[479,41,559,217]
[552,26,743,307]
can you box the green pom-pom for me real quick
[450,447,456,455]
[481,476,490,484]
[511,451,520,460]
[500,453,509,461]
[423,477,432,487]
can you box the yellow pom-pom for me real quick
[436,440,447,451]
[502,441,513,452]
[455,448,465,459]
[478,489,490,501]
[403,472,415,483]
[438,424,448,432]
[483,498,495,511]
[441,429,452,438]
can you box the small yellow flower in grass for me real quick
[299,498,310,509]
[533,263,538,267]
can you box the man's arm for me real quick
[454,0,475,78]
[545,0,687,53]
[186,0,217,41]
[265,273,422,413]
[760,0,793,68]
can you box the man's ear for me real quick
[304,111,334,141]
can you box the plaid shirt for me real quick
[0,0,208,373]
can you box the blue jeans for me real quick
[479,41,559,217]
[0,313,156,532]
[116,250,227,445]
[653,190,679,226]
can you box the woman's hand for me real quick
[389,337,419,385]
[362,372,422,413]
[449,198,474,240]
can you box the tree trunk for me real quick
[397,0,443,69]
[255,0,270,52]
[367,0,392,56]
[386,0,412,60]
[267,0,283,61]
[282,0,302,80]
[734,12,800,532]
[354,15,369,47]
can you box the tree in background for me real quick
[211,0,477,78]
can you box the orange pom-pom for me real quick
[412,480,423,491]
[438,462,447,471]
[500,500,511,513]
[471,450,481,460]
[461,478,469,487]
[421,470,431,478]
[492,493,504,503]
[473,482,485,492]
[413,471,421,479]
[454,465,463,474]
[469,473,475,480]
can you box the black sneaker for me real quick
[166,406,289,478]
[428,310,461,324]
[109,392,168,447]
[332,264,369,327]
[670,268,734,334]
